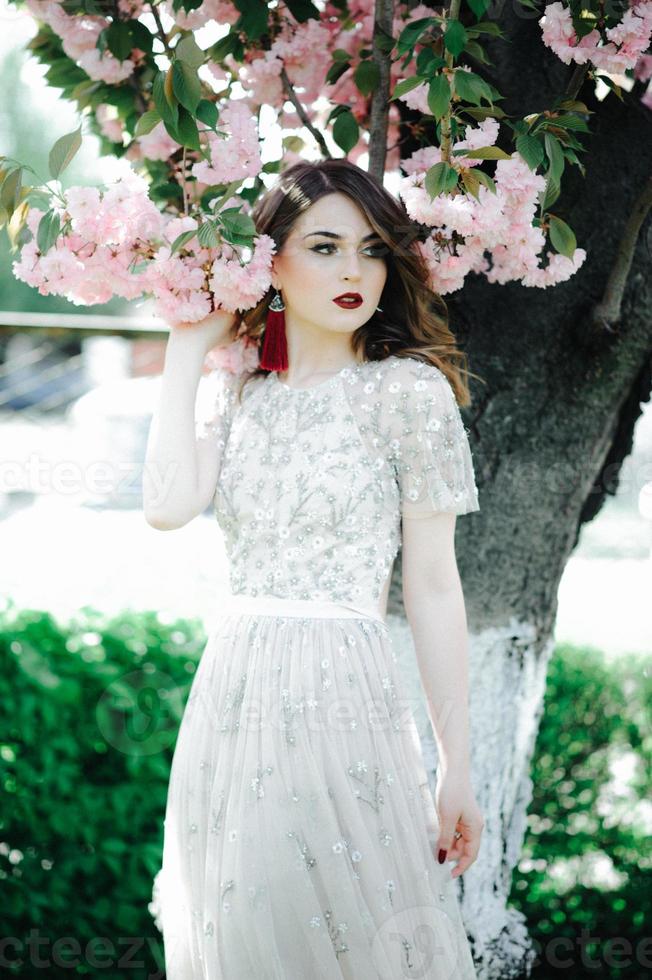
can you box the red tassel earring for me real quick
[260,288,288,372]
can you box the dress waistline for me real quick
[218,592,387,627]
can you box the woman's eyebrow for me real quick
[302,231,381,241]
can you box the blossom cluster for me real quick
[12,162,276,324]
[399,119,587,293]
[24,0,146,83]
[540,1,652,76]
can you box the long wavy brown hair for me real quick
[235,159,479,406]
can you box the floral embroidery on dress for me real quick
[197,355,479,606]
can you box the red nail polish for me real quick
[438,849,447,864]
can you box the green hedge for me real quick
[509,644,651,980]
[0,600,649,978]
[0,599,204,978]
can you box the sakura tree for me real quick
[2,1,651,977]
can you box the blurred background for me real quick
[1,1,650,978]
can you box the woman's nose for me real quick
[341,250,362,278]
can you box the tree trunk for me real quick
[389,6,652,977]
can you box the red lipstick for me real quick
[333,292,363,309]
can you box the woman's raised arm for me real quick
[142,311,238,530]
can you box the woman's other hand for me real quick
[434,771,484,879]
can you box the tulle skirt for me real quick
[150,593,477,979]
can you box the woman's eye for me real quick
[311,243,387,257]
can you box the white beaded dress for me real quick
[150,353,481,979]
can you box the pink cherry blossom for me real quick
[136,122,179,162]
[540,1,652,75]
[192,101,263,186]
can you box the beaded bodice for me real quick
[198,355,480,608]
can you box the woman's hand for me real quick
[434,770,484,879]
[168,307,240,357]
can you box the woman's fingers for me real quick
[449,827,482,878]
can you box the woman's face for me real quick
[270,192,388,338]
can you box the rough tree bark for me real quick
[386,4,652,978]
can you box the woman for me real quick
[144,159,484,979]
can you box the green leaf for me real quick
[48,125,82,180]
[175,34,205,68]
[176,0,208,12]
[153,71,178,127]
[467,0,490,17]
[460,105,507,120]
[284,0,321,24]
[209,31,242,62]
[332,110,359,154]
[128,20,154,54]
[25,188,53,210]
[175,106,201,150]
[105,20,133,62]
[1,167,22,219]
[515,133,544,171]
[197,220,220,248]
[548,215,576,258]
[557,99,592,115]
[453,69,494,106]
[207,179,243,212]
[326,59,351,85]
[390,76,424,101]
[170,229,197,255]
[219,210,257,238]
[354,59,380,97]
[233,0,270,42]
[444,20,467,58]
[474,169,497,194]
[544,132,565,182]
[134,110,161,137]
[397,17,438,55]
[425,161,458,198]
[467,20,503,36]
[461,169,480,200]
[460,145,511,159]
[541,174,560,212]
[36,209,61,255]
[596,73,623,100]
[465,40,491,64]
[196,99,218,129]
[427,74,451,120]
[172,61,201,114]
[548,113,590,133]
[71,79,103,108]
[416,48,445,75]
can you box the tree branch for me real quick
[565,64,589,101]
[440,0,462,163]
[592,174,652,329]
[280,66,332,159]
[367,0,395,181]
[149,2,173,57]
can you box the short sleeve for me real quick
[389,358,480,519]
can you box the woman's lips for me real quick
[333,296,363,309]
